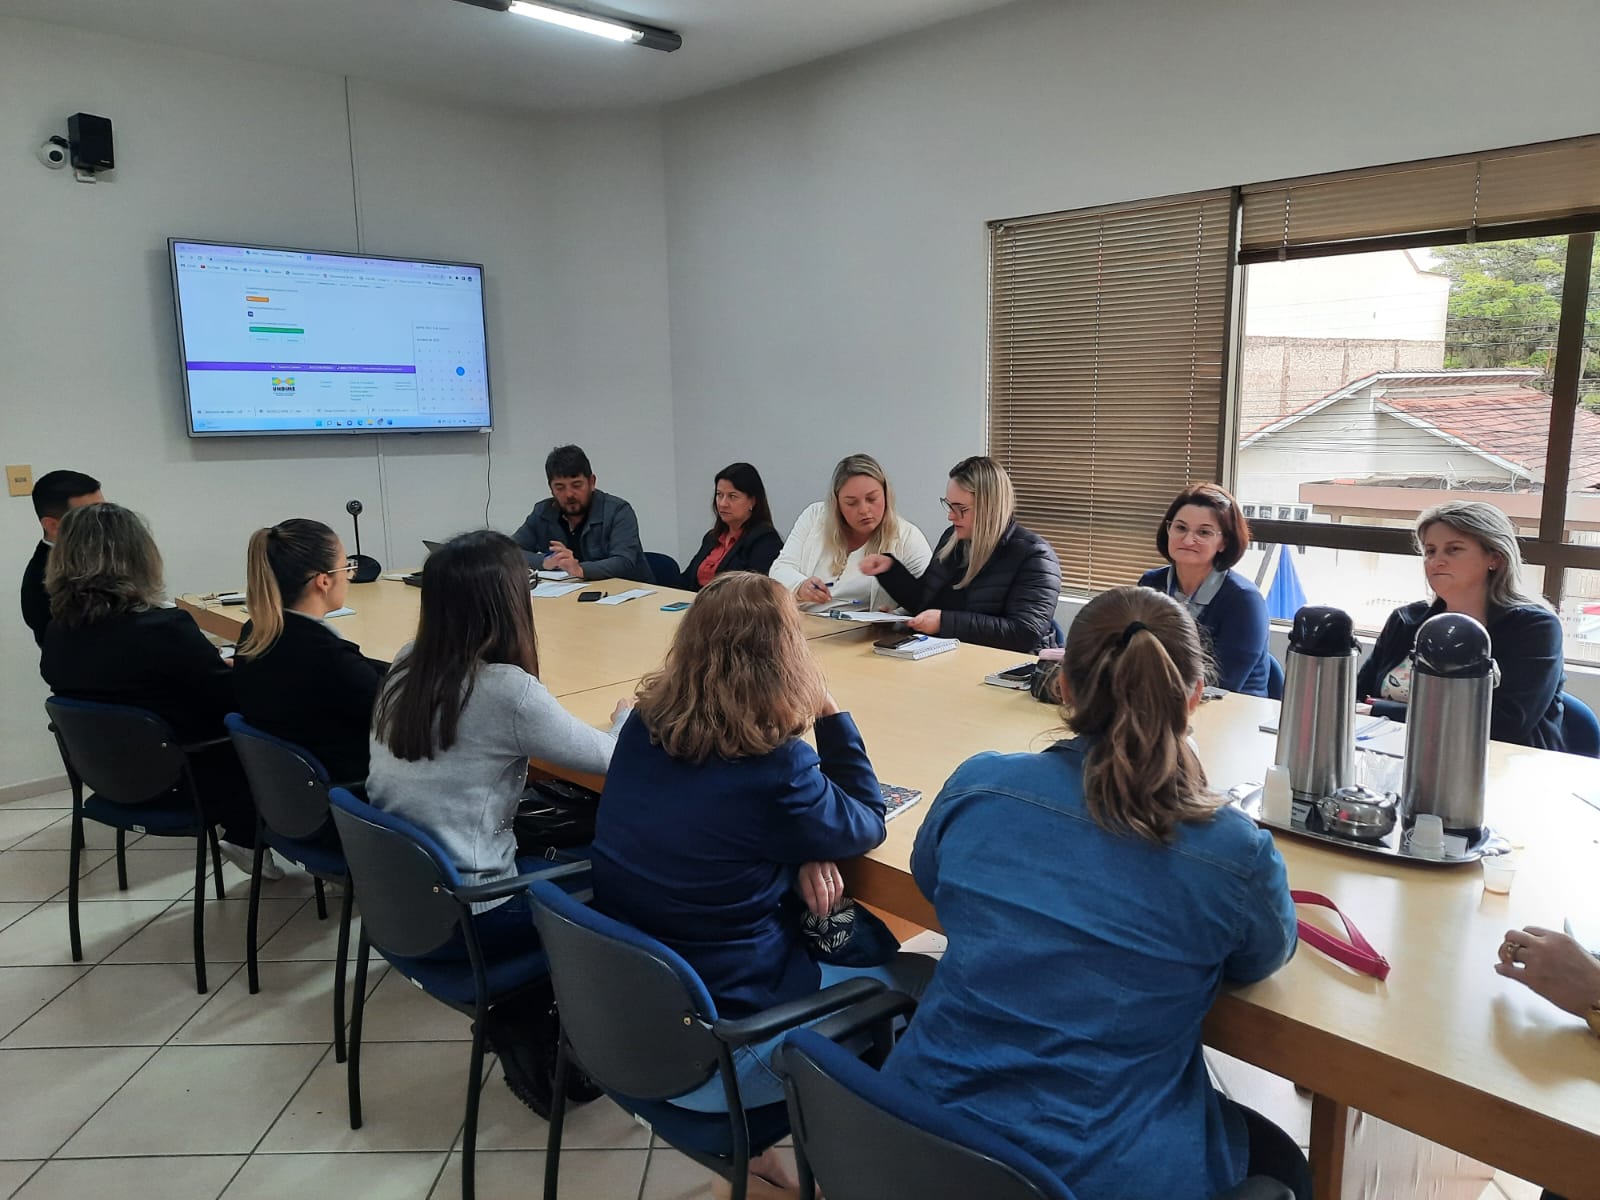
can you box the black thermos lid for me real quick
[1288,606,1357,657]
[1413,612,1494,678]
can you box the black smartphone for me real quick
[578,590,606,603]
[874,631,919,650]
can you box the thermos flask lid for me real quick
[1288,606,1357,657]
[1413,611,1493,677]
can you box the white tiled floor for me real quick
[0,790,1545,1199]
[0,790,720,1199]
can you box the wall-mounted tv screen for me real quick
[169,239,492,437]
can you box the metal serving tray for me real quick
[1228,785,1507,865]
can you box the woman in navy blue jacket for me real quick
[1357,500,1565,750]
[590,573,932,1189]
[1139,483,1270,696]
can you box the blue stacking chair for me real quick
[644,551,681,588]
[225,715,356,1062]
[45,698,228,993]
[1048,617,1066,650]
[1559,692,1600,758]
[327,787,581,1200]
[526,878,897,1200]
[777,1029,1295,1200]
[1266,655,1285,701]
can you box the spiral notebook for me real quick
[882,783,923,821]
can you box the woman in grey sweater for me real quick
[366,530,628,1115]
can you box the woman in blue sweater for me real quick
[1357,500,1565,750]
[1139,482,1271,695]
[590,572,932,1191]
[884,585,1308,1200]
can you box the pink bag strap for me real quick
[1290,889,1391,981]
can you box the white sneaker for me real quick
[217,838,286,881]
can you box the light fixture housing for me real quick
[453,0,682,52]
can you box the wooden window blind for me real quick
[1240,134,1600,263]
[988,190,1234,592]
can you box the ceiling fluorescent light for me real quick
[453,0,682,52]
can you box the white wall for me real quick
[0,17,674,789]
[660,0,1600,553]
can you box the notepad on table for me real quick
[873,634,958,660]
[882,783,923,821]
[596,588,655,605]
[531,580,587,598]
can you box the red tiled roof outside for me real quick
[1241,369,1542,438]
[1379,388,1600,492]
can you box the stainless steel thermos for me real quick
[1401,612,1495,833]
[1275,606,1360,803]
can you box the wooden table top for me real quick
[555,628,1600,1197]
[181,576,857,699]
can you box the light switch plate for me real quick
[6,464,32,497]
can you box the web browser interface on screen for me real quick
[172,242,491,435]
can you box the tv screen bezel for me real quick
[168,236,493,438]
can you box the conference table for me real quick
[181,578,1600,1199]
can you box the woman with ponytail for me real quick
[233,519,385,782]
[883,586,1308,1200]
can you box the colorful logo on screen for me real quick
[271,376,297,394]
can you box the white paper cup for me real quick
[1481,853,1518,894]
[1410,813,1445,850]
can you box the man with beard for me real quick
[511,444,648,582]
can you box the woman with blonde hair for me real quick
[883,586,1307,1200]
[861,455,1060,651]
[1357,500,1565,749]
[40,502,261,861]
[233,518,385,782]
[591,572,933,1186]
[770,453,932,611]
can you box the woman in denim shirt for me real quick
[884,586,1308,1200]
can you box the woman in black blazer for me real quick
[232,519,387,783]
[679,461,783,591]
[862,456,1061,653]
[39,503,260,858]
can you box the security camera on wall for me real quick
[37,136,68,169]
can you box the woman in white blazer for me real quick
[771,454,933,611]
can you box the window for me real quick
[1235,137,1600,660]
[988,190,1233,591]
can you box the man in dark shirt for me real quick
[20,469,104,646]
[510,445,648,581]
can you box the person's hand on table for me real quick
[797,860,845,918]
[907,609,942,635]
[858,554,892,576]
[610,697,635,726]
[1496,926,1600,1017]
[797,577,832,605]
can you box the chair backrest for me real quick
[644,551,680,587]
[1560,692,1600,758]
[225,714,335,840]
[778,1029,1073,1200]
[1266,655,1285,701]
[44,697,189,806]
[527,878,723,1101]
[327,787,463,958]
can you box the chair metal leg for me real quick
[544,1039,570,1200]
[115,827,128,891]
[208,826,225,900]
[332,883,353,1063]
[246,839,265,995]
[67,810,84,963]
[313,876,328,921]
[347,930,370,1129]
[794,1138,817,1200]
[462,1007,488,1200]
[191,833,209,994]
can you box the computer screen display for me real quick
[170,239,492,437]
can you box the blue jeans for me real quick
[668,952,937,1113]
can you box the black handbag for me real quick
[514,778,599,854]
[799,899,902,967]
